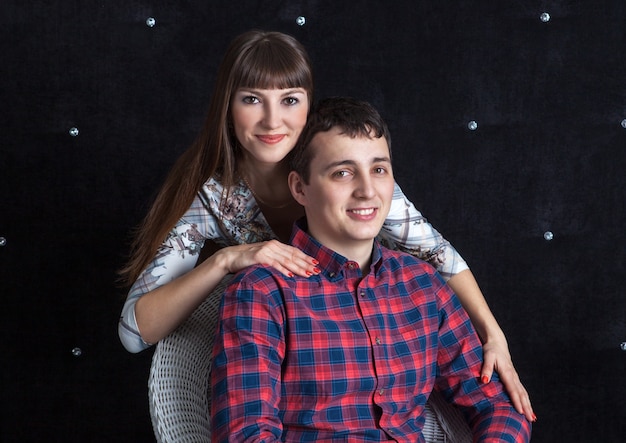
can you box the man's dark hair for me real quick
[289,97,391,182]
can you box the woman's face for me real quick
[230,87,309,166]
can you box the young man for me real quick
[211,97,532,442]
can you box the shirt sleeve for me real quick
[433,275,531,442]
[118,190,224,353]
[211,270,286,442]
[378,182,469,280]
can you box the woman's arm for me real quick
[447,270,534,421]
[434,275,532,441]
[119,238,317,352]
[132,240,316,347]
[382,182,535,422]
[379,184,469,280]
[118,182,317,353]
[446,270,502,346]
[130,245,233,347]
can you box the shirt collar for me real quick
[291,217,384,280]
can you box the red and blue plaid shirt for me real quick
[211,219,531,442]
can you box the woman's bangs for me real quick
[238,47,311,91]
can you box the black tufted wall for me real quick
[1,1,625,442]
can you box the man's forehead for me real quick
[310,129,390,163]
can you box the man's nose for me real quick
[354,174,376,199]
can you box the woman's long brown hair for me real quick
[119,30,314,286]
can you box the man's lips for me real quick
[256,134,286,144]
[349,208,376,216]
[347,208,378,220]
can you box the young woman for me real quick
[118,30,534,422]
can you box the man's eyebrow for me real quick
[321,157,391,173]
[372,156,392,164]
[321,159,356,172]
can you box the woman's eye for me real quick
[283,96,299,106]
[242,96,260,104]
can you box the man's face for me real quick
[289,127,394,259]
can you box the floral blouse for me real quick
[118,177,468,353]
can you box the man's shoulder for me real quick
[380,244,438,274]
[232,264,285,287]
[229,263,307,299]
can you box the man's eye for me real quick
[374,167,387,174]
[333,170,349,178]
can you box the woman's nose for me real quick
[261,103,281,129]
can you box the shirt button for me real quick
[347,262,356,270]
[329,272,336,278]
[360,291,366,297]
[375,337,381,345]
[379,389,384,396]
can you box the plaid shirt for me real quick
[120,181,467,354]
[211,219,530,442]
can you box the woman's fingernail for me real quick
[532,414,537,422]
[313,267,321,274]
[288,272,294,278]
[481,375,489,384]
[312,259,319,265]
[305,271,312,276]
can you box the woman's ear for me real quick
[288,171,307,206]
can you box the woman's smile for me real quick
[256,134,286,144]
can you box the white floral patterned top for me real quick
[118,177,468,353]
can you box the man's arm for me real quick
[433,276,532,442]
[210,270,286,442]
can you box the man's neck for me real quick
[317,237,374,271]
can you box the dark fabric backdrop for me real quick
[1,1,625,442]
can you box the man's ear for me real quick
[288,171,307,206]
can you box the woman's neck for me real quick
[239,157,294,209]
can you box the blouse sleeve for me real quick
[118,188,227,353]
[118,178,275,353]
[377,182,469,281]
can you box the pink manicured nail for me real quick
[312,259,319,265]
[481,375,489,384]
[305,271,312,276]
[313,267,321,274]
[532,414,537,422]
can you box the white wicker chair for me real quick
[148,275,232,442]
[148,274,472,442]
